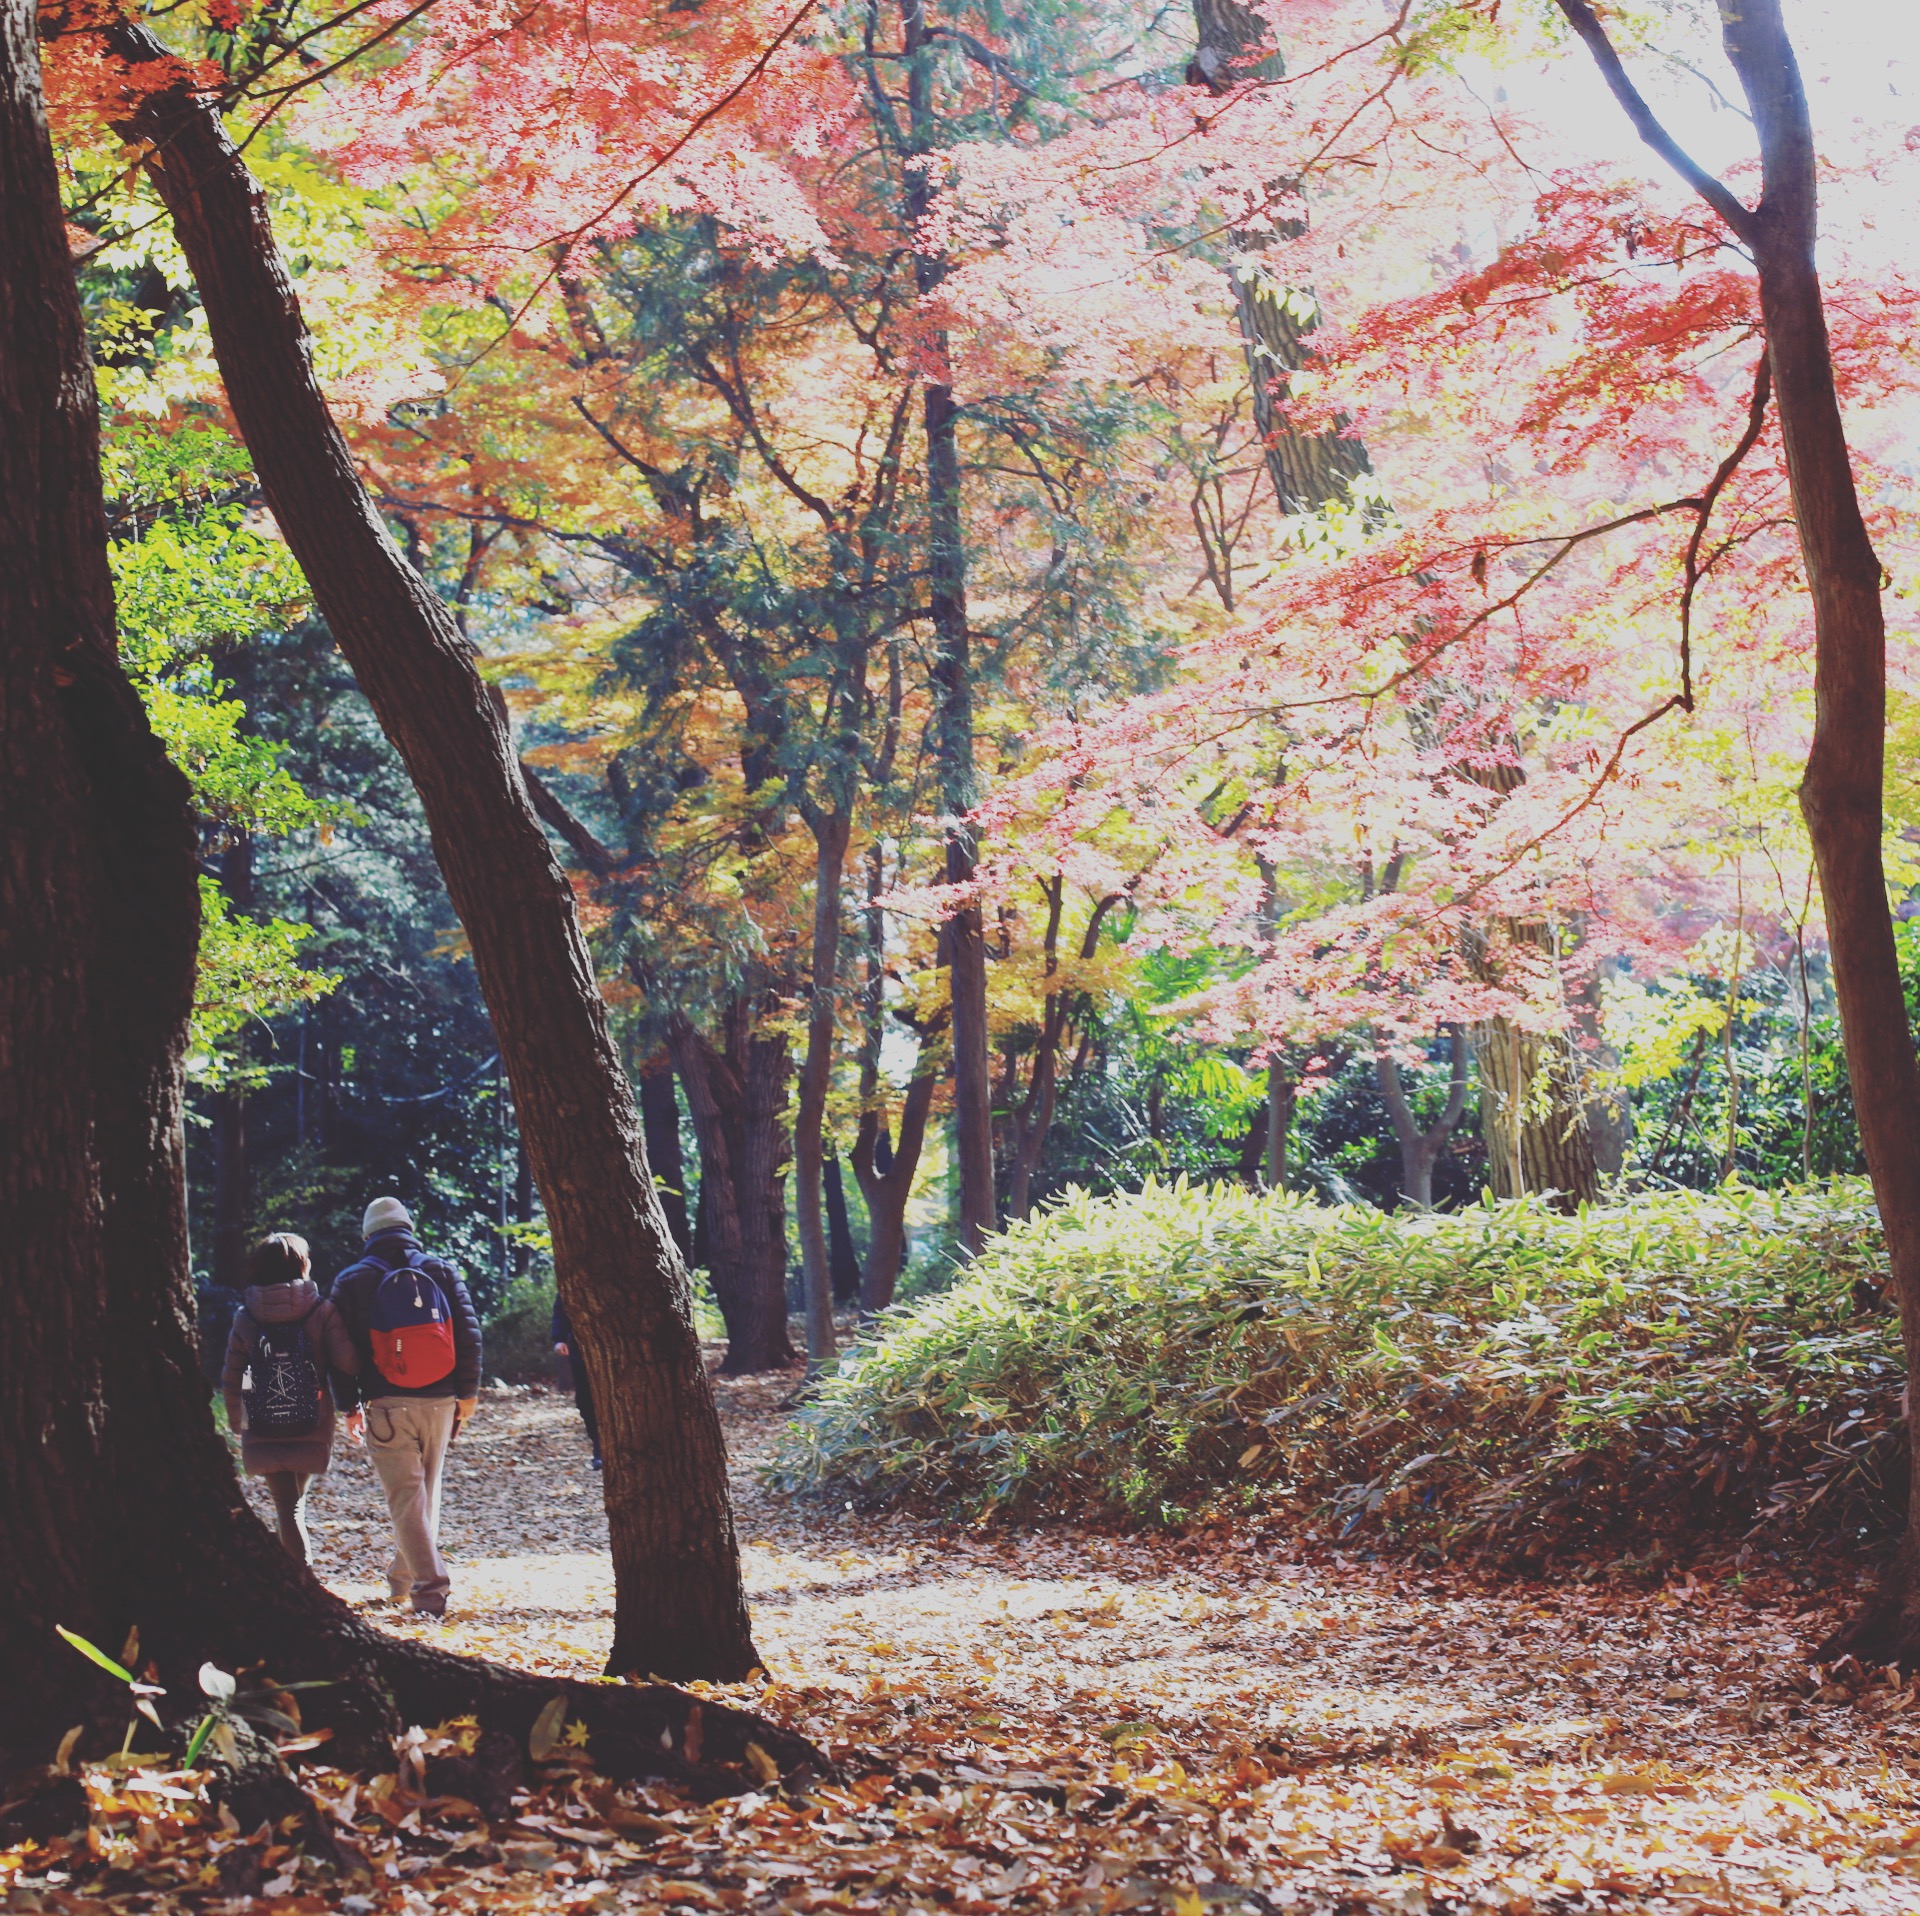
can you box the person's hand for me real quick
[455,1397,479,1431]
[343,1407,365,1446]
[553,1342,569,1356]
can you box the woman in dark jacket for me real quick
[221,1233,357,1561]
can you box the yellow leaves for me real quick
[1766,1786,1822,1816]
[563,1719,592,1750]
[743,1742,782,1786]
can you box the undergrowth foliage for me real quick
[768,1181,1906,1564]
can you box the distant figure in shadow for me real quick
[221,1233,357,1562]
[551,1296,601,1471]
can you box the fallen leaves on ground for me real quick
[8,1368,1920,1914]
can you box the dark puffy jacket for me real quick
[327,1229,483,1405]
[221,1278,357,1477]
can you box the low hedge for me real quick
[767,1179,1906,1563]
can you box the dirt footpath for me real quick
[250,1373,1920,1914]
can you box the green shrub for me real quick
[766,1178,1906,1563]
[484,1268,730,1383]
[486,1275,559,1383]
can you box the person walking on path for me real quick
[329,1198,482,1617]
[221,1233,358,1563]
[550,1295,602,1470]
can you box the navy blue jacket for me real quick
[327,1228,482,1406]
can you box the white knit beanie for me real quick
[362,1196,412,1239]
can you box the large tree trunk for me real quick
[99,24,752,1680]
[1469,1013,1600,1209]
[794,810,851,1372]
[0,2,820,1785]
[668,1004,795,1373]
[1457,766,1601,1212]
[1555,0,1920,1655]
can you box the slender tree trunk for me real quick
[794,810,851,1373]
[1556,0,1920,1652]
[669,1006,796,1373]
[1374,1028,1469,1211]
[99,24,752,1679]
[638,1059,693,1261]
[900,0,995,1256]
[1263,1065,1296,1191]
[825,1151,863,1304]
[853,1067,938,1314]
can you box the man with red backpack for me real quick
[330,1197,483,1617]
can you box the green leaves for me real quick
[56,1626,137,1686]
[770,1178,1901,1561]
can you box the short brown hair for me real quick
[247,1232,311,1285]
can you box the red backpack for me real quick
[366,1253,456,1389]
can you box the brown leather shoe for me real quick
[411,1593,447,1618]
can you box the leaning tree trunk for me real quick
[97,23,752,1679]
[1555,0,1920,1655]
[1,1,819,1783]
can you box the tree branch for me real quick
[520,762,621,876]
[1551,0,1759,246]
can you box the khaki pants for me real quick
[365,1397,457,1604]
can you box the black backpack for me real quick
[242,1311,323,1437]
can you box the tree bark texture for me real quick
[100,27,753,1680]
[1468,1012,1600,1210]
[1,7,824,1783]
[669,1004,795,1373]
[793,810,851,1372]
[1263,1065,1296,1191]
[1454,764,1601,1211]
